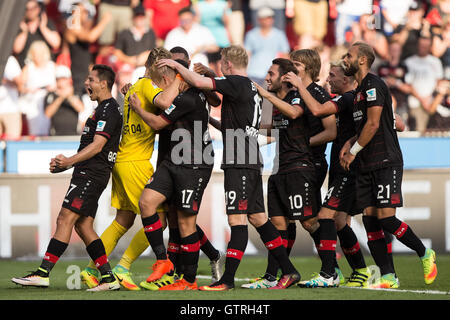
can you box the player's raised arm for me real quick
[157,59,214,90]
[283,72,337,117]
[254,81,304,120]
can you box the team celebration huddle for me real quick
[11,40,437,292]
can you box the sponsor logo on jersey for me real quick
[96,120,106,131]
[165,104,176,115]
[366,88,377,101]
[291,97,301,105]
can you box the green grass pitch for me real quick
[1,255,449,301]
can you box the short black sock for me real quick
[86,239,112,276]
[142,214,166,260]
[362,216,393,275]
[39,238,68,274]
[197,224,219,261]
[221,225,248,286]
[337,224,366,270]
[180,232,200,283]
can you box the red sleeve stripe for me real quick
[331,101,339,113]
[95,131,111,139]
[159,113,172,124]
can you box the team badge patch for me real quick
[366,88,377,101]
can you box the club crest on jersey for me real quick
[366,88,377,101]
[96,120,106,131]
[356,92,365,102]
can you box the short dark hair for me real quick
[170,46,190,61]
[352,41,376,68]
[92,64,115,90]
[272,58,298,77]
[175,59,189,69]
[178,6,194,16]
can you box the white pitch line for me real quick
[197,275,450,295]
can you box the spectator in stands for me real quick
[228,0,245,45]
[96,0,139,46]
[405,36,444,132]
[114,5,156,69]
[164,6,218,66]
[380,0,415,37]
[426,79,450,131]
[13,0,61,67]
[432,16,450,80]
[292,0,328,49]
[244,7,290,85]
[143,0,191,45]
[19,40,57,136]
[194,0,231,75]
[425,0,450,28]
[44,65,84,136]
[249,0,286,31]
[64,2,111,96]
[378,40,411,124]
[351,13,390,62]
[335,0,372,46]
[0,56,23,140]
[391,2,428,60]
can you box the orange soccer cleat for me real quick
[146,259,174,283]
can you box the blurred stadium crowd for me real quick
[0,0,449,140]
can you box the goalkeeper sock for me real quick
[118,228,149,270]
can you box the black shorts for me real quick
[268,170,318,221]
[145,160,212,214]
[62,176,107,218]
[224,168,265,215]
[322,172,361,216]
[356,166,403,210]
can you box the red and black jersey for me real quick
[74,97,122,185]
[271,90,314,174]
[329,90,357,177]
[212,75,263,170]
[353,73,403,173]
[160,87,214,168]
[303,82,333,161]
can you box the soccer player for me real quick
[79,48,183,291]
[12,65,123,291]
[129,58,214,290]
[340,41,437,288]
[283,61,370,287]
[240,58,317,289]
[157,45,300,291]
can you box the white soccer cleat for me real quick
[298,272,338,288]
[241,277,278,289]
[12,271,50,288]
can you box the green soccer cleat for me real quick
[421,248,437,285]
[342,268,370,287]
[140,273,177,291]
[335,268,346,285]
[113,264,140,291]
[80,267,100,289]
[369,273,399,289]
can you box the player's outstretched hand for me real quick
[121,83,132,95]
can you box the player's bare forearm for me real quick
[55,135,107,169]
[157,59,214,90]
[154,77,181,110]
[356,106,382,147]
